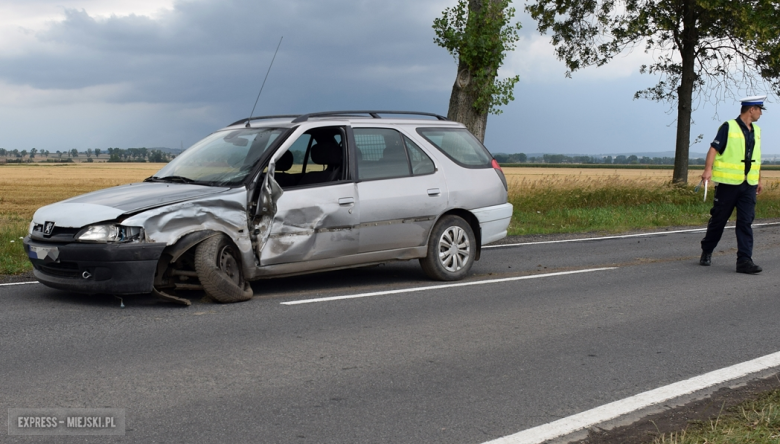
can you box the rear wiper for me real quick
[144,175,196,184]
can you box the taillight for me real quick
[491,158,508,190]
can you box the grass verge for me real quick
[651,388,780,444]
[0,215,31,275]
[4,168,780,274]
[507,176,780,236]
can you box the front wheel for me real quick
[419,215,476,281]
[194,234,253,303]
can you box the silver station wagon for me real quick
[24,111,513,305]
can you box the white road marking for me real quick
[281,267,617,305]
[484,222,780,249]
[482,350,780,444]
[6,223,777,291]
[0,281,39,287]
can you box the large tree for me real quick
[526,0,780,183]
[433,0,522,142]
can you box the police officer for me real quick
[699,95,765,273]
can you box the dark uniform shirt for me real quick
[711,117,756,175]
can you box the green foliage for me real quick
[433,0,522,114]
[526,0,780,103]
[527,0,780,184]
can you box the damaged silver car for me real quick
[24,111,513,305]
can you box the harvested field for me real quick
[502,167,780,184]
[3,162,780,274]
[3,163,780,220]
[0,163,162,218]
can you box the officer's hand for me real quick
[701,169,712,183]
[757,182,763,195]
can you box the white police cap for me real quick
[740,95,767,109]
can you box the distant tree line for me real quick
[0,147,173,163]
[106,147,173,163]
[0,148,51,160]
[494,153,780,166]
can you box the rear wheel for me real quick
[419,215,476,281]
[194,234,253,303]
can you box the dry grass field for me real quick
[0,163,164,273]
[3,162,780,225]
[502,166,780,183]
[5,164,780,219]
[3,162,780,274]
[0,163,162,219]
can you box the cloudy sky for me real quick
[1,0,778,156]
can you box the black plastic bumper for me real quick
[24,237,167,295]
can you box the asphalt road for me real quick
[2,224,780,443]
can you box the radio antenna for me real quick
[246,36,283,128]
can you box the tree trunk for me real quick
[672,1,698,184]
[446,0,503,143]
[447,61,489,142]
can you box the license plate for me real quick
[28,245,59,263]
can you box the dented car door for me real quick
[259,182,359,265]
[258,127,359,266]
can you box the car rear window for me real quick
[416,128,492,168]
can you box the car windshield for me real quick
[150,128,286,185]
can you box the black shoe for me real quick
[736,260,762,274]
[700,252,712,266]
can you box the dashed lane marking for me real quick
[7,223,777,290]
[280,267,617,305]
[0,281,39,287]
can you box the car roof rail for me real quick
[290,111,449,123]
[227,115,302,127]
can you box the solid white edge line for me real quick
[484,222,780,249]
[483,350,780,444]
[281,267,617,305]
[0,281,39,287]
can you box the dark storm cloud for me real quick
[0,0,455,114]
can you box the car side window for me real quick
[404,136,435,176]
[354,128,411,180]
[272,127,347,188]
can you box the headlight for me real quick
[76,225,144,243]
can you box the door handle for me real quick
[427,188,441,196]
[338,197,355,205]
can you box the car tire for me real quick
[194,234,253,303]
[419,215,476,281]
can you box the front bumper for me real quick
[24,237,167,295]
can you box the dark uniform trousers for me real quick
[700,181,757,261]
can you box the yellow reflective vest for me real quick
[712,120,761,185]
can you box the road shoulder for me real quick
[568,373,780,444]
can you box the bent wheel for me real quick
[419,215,476,281]
[194,234,253,303]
